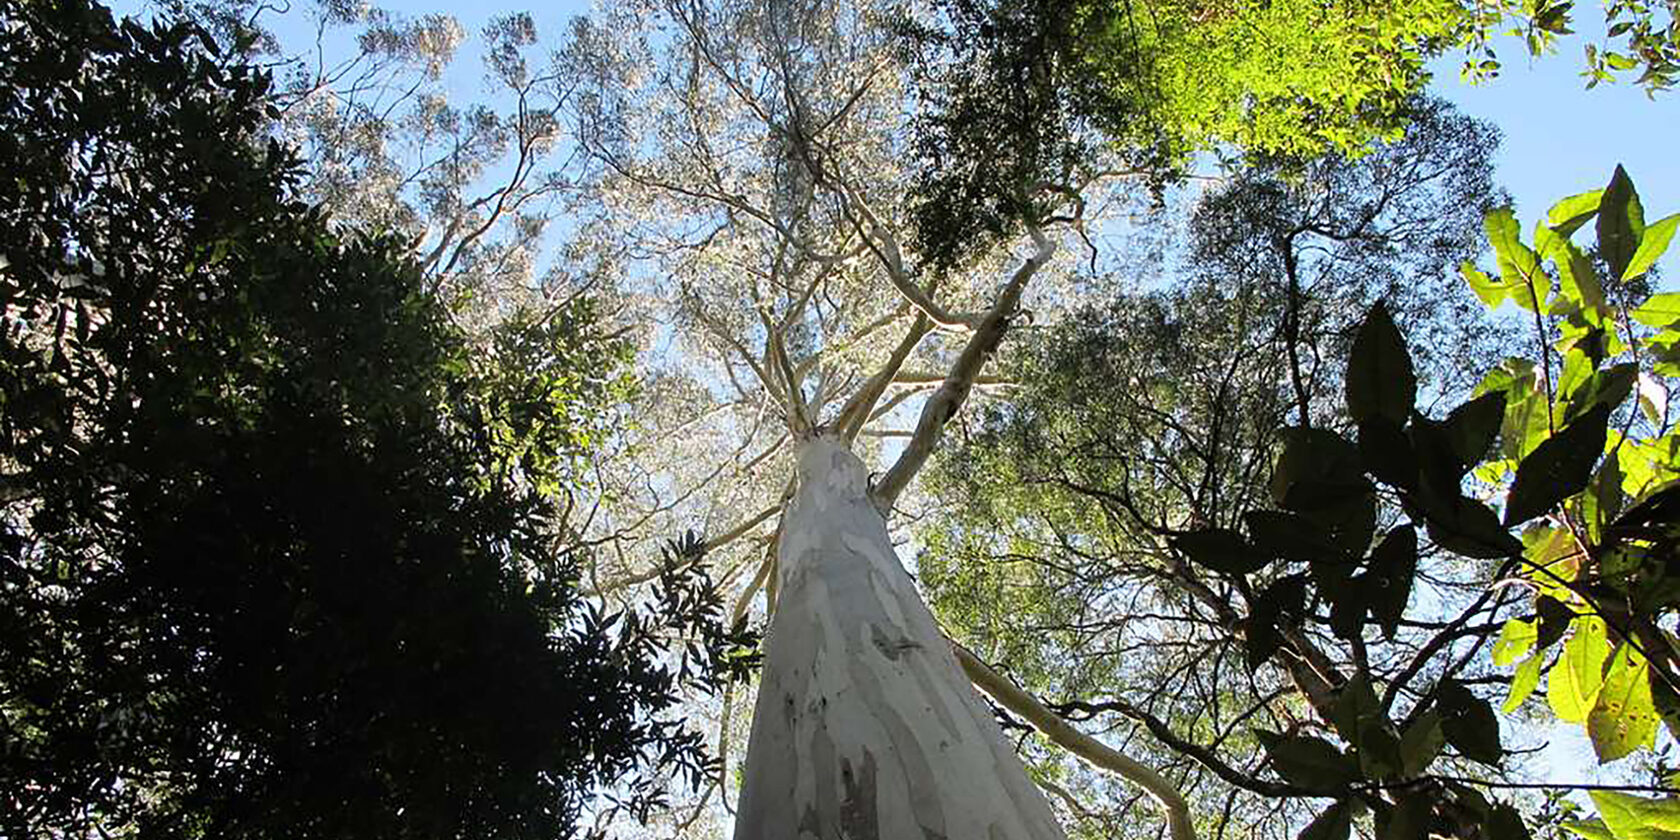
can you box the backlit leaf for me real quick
[1587,643,1659,763]
[1504,403,1610,526]
[1347,301,1415,426]
[1597,165,1646,281]
[1549,616,1610,724]
[1625,213,1679,281]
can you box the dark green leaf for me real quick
[1488,803,1532,840]
[1246,510,1342,562]
[1346,301,1415,426]
[1298,801,1353,840]
[1565,363,1636,423]
[1377,791,1434,840]
[1597,165,1646,281]
[1443,391,1506,472]
[1367,525,1417,639]
[1254,730,1360,792]
[1358,418,1417,490]
[1439,682,1502,765]
[1398,710,1444,777]
[1504,403,1611,526]
[1171,528,1271,576]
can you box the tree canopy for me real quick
[0,1,750,836]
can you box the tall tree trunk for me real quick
[734,435,1067,840]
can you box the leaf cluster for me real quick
[0,2,754,837]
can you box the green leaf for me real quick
[1331,672,1383,744]
[1625,213,1679,281]
[1587,643,1659,763]
[1254,730,1360,792]
[1444,391,1507,471]
[1346,301,1415,426]
[1489,803,1533,840]
[1378,791,1434,840]
[1560,819,1614,840]
[1358,418,1417,489]
[1398,710,1444,777]
[1549,615,1611,724]
[1566,363,1638,424]
[1172,528,1270,576]
[1504,403,1611,526]
[1491,618,1538,666]
[1367,525,1416,639]
[1504,653,1543,713]
[1439,681,1502,765]
[1486,207,1553,312]
[1598,165,1646,281]
[1633,293,1680,330]
[1548,188,1604,237]
[1537,221,1607,323]
[1501,380,1553,462]
[1299,800,1353,840]
[1588,790,1680,839]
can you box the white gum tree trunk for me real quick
[733,435,1067,840]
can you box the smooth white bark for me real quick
[734,436,1067,840]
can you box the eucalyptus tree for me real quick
[918,98,1522,837]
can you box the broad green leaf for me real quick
[1462,262,1508,308]
[1379,791,1433,840]
[1331,672,1383,744]
[1367,525,1416,639]
[1598,165,1646,281]
[1486,207,1553,312]
[1588,789,1680,839]
[1588,643,1659,763]
[1504,403,1611,526]
[1444,391,1506,471]
[1549,616,1610,724]
[1559,818,1614,840]
[1557,349,1595,405]
[1566,364,1638,424]
[1298,801,1352,840]
[1548,188,1604,237]
[1582,454,1627,546]
[1491,618,1537,666]
[1501,380,1552,462]
[1346,301,1415,426]
[1504,653,1543,712]
[1633,293,1680,330]
[1254,730,1360,792]
[1172,528,1270,576]
[1489,803,1532,840]
[1439,681,1502,765]
[1398,710,1444,777]
[1537,220,1608,323]
[1625,213,1680,281]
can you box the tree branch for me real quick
[954,643,1197,840]
[871,227,1053,510]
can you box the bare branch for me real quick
[954,643,1196,840]
[871,227,1053,510]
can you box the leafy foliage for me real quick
[0,1,755,836]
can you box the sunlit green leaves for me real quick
[1549,615,1610,724]
[1625,213,1679,281]
[1491,618,1537,666]
[1564,791,1680,840]
[1588,643,1659,762]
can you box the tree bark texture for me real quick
[734,436,1067,840]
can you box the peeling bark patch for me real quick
[840,749,880,840]
[871,623,921,660]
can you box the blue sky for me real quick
[1426,24,1679,280]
